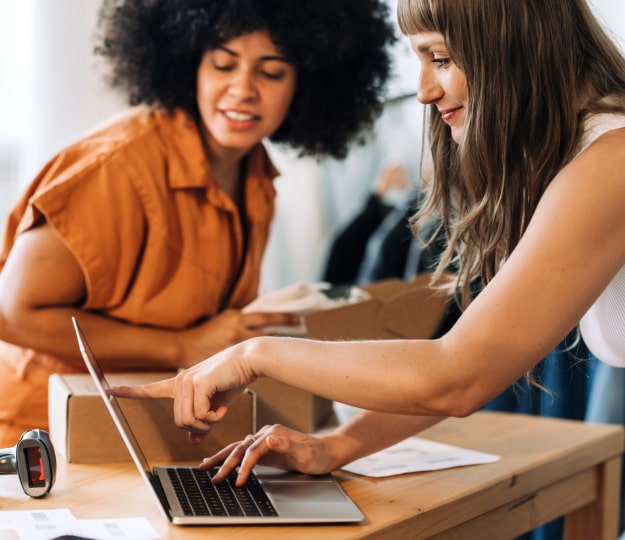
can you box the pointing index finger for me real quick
[108,378,176,399]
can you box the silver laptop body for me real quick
[72,317,364,525]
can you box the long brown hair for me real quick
[398,0,625,307]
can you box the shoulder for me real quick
[546,124,625,209]
[569,125,625,190]
[26,109,168,214]
[76,106,174,158]
[530,125,625,294]
[45,108,196,190]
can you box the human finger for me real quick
[200,435,262,485]
[234,432,275,485]
[242,311,301,330]
[198,440,242,470]
[206,425,317,486]
[188,431,209,446]
[107,378,176,399]
[208,432,268,485]
[170,370,227,434]
[172,371,209,432]
[236,428,331,482]
[233,430,315,485]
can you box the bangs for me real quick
[397,0,443,35]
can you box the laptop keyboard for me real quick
[167,467,278,517]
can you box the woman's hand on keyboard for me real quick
[200,424,336,487]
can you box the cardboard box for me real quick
[304,272,450,341]
[247,379,334,433]
[49,372,255,464]
[248,273,450,433]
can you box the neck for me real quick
[199,125,251,203]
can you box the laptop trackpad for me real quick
[265,481,348,503]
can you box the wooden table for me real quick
[0,411,622,539]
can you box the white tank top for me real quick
[577,112,625,367]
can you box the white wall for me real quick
[0,0,123,219]
[26,0,124,180]
[0,2,33,219]
[592,0,625,49]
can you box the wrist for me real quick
[240,335,277,379]
[168,330,186,370]
[319,431,357,472]
[238,335,269,381]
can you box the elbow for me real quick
[441,392,484,418]
[0,293,33,345]
[422,385,485,418]
[417,336,496,418]
[0,296,13,342]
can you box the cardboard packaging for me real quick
[247,379,335,434]
[48,273,450,457]
[48,372,255,464]
[304,272,451,341]
[248,273,451,433]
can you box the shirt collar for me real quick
[161,109,280,189]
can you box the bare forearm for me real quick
[0,306,181,371]
[323,410,445,469]
[0,224,182,370]
[243,336,477,417]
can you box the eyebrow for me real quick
[217,45,291,63]
[414,39,447,53]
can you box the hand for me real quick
[175,309,301,368]
[200,424,336,486]
[108,342,258,441]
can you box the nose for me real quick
[228,70,258,100]
[416,68,443,105]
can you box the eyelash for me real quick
[213,64,285,80]
[261,71,285,80]
[432,58,451,69]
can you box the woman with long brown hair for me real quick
[112,0,625,511]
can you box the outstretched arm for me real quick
[110,129,625,475]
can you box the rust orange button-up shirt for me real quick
[0,107,279,444]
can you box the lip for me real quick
[439,107,462,123]
[221,108,260,121]
[219,108,260,131]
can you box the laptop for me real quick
[71,317,365,525]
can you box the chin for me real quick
[214,135,259,151]
[450,129,464,145]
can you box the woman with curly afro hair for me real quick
[0,0,396,446]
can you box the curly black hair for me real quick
[95,0,397,160]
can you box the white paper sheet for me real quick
[342,437,501,478]
[0,509,159,540]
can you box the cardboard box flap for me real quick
[360,278,408,298]
[305,299,393,340]
[379,286,449,338]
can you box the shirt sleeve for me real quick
[24,146,147,310]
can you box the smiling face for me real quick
[196,29,297,159]
[410,32,468,144]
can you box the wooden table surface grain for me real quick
[1,411,622,539]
